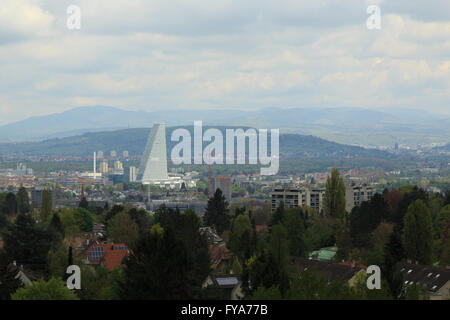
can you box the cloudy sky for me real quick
[0,0,449,125]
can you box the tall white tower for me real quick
[138,123,168,184]
[93,151,97,175]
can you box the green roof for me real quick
[309,246,338,261]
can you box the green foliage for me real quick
[304,217,336,251]
[229,214,254,262]
[204,188,230,235]
[119,227,207,299]
[323,168,346,219]
[0,249,23,300]
[231,256,243,275]
[11,278,79,300]
[250,286,282,300]
[402,200,433,265]
[73,208,94,232]
[78,196,89,210]
[152,206,210,288]
[40,189,53,222]
[245,253,290,296]
[17,187,31,214]
[266,224,290,269]
[350,194,389,249]
[283,208,307,257]
[47,241,68,279]
[286,269,355,300]
[49,213,64,238]
[271,201,285,226]
[2,213,53,269]
[2,192,17,216]
[383,228,405,299]
[107,211,139,247]
[405,283,429,300]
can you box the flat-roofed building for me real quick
[271,187,325,212]
[345,183,375,212]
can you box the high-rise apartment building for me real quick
[129,166,137,182]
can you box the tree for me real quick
[11,278,79,300]
[2,192,17,216]
[323,168,346,220]
[49,213,64,238]
[266,224,290,270]
[107,211,139,247]
[40,189,53,222]
[350,194,389,249]
[229,214,254,262]
[271,201,285,226]
[283,208,307,257]
[73,208,94,232]
[250,286,282,300]
[245,253,290,296]
[0,249,22,300]
[203,188,230,235]
[2,213,53,269]
[17,187,31,214]
[383,228,405,299]
[118,227,207,299]
[402,200,433,265]
[47,241,68,279]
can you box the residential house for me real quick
[398,262,450,300]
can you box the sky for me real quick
[0,0,449,125]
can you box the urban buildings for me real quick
[31,187,56,210]
[271,183,375,213]
[138,123,169,184]
[271,187,325,212]
[113,160,124,175]
[345,183,375,213]
[100,160,109,174]
[129,166,137,182]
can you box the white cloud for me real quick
[0,0,449,124]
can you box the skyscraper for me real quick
[138,123,168,184]
[130,166,137,182]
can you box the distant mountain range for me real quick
[0,106,449,146]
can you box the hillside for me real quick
[0,106,448,146]
[0,126,392,158]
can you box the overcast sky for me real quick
[0,0,449,125]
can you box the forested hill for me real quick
[0,127,392,159]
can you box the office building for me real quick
[138,123,168,184]
[129,166,137,182]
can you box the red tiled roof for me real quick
[255,225,268,233]
[87,243,129,271]
[209,245,232,270]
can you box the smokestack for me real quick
[94,151,96,175]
